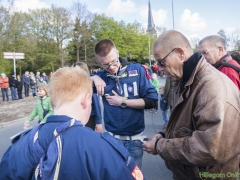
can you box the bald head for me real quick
[153,30,193,56]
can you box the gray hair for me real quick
[199,35,227,50]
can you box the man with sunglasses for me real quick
[198,35,240,91]
[91,39,158,168]
[143,30,240,179]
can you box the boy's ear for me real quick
[81,93,91,109]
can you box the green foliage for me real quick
[0,1,159,74]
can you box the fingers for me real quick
[96,85,104,96]
[111,90,118,96]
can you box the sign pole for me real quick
[13,52,16,76]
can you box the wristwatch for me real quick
[120,98,127,108]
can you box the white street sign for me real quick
[3,52,24,59]
[3,52,25,75]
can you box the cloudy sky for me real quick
[12,0,240,40]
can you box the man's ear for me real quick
[175,48,185,61]
[217,46,224,56]
[81,93,91,109]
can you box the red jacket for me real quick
[0,77,9,88]
[218,59,240,91]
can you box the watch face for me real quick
[121,102,127,108]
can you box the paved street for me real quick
[0,76,173,180]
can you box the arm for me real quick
[3,77,9,83]
[90,75,106,96]
[42,97,53,122]
[92,94,103,132]
[28,103,38,121]
[106,90,155,109]
[156,79,240,166]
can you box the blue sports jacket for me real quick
[96,62,158,136]
[0,115,145,180]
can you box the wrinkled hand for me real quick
[95,124,103,133]
[105,90,122,106]
[142,138,158,155]
[92,76,106,96]
[153,133,163,140]
[23,121,30,130]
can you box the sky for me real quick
[11,0,240,43]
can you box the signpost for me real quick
[3,52,25,76]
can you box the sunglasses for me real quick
[157,48,176,67]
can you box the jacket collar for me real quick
[181,52,202,92]
[213,53,232,69]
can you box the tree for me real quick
[218,29,229,47]
[190,37,200,52]
[69,1,95,67]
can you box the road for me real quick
[0,76,173,180]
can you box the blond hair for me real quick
[159,86,165,91]
[37,84,49,96]
[152,73,157,80]
[48,67,92,109]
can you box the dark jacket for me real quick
[15,80,23,91]
[160,94,169,111]
[9,76,16,88]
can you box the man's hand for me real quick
[91,76,106,96]
[153,133,163,140]
[105,90,122,106]
[142,138,158,155]
[142,134,163,155]
[95,124,103,133]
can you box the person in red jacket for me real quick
[198,35,240,91]
[0,73,9,102]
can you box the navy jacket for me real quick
[160,94,169,111]
[0,115,145,180]
[22,74,30,85]
[90,93,102,124]
[96,62,158,136]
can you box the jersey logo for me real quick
[120,72,128,78]
[131,166,144,180]
[129,70,138,77]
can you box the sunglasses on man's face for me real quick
[157,48,176,67]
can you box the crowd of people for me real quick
[0,30,240,180]
[0,71,49,102]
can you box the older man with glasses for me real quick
[90,39,158,168]
[143,30,240,180]
[198,35,240,91]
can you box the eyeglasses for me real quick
[201,47,215,56]
[157,48,176,67]
[101,56,119,69]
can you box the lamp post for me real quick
[172,0,175,30]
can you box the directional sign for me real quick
[3,52,25,59]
